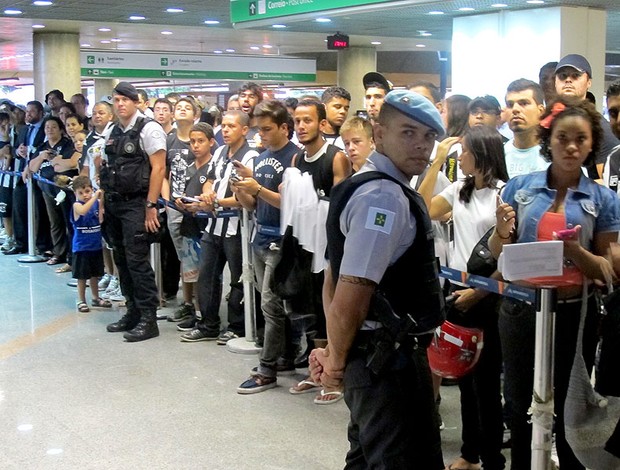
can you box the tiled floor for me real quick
[0,253,505,469]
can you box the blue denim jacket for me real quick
[502,168,620,249]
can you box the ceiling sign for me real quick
[80,51,316,82]
[231,0,417,26]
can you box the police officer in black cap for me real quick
[310,90,446,468]
[101,81,167,342]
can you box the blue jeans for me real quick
[196,232,244,336]
[499,296,598,470]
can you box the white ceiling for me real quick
[2,0,620,83]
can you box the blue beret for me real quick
[384,90,445,136]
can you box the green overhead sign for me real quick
[231,0,393,24]
[80,52,316,82]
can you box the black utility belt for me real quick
[105,192,147,202]
[353,329,433,352]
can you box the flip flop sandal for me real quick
[313,389,344,405]
[92,297,112,308]
[55,263,71,273]
[46,256,62,265]
[289,379,322,395]
[76,301,90,313]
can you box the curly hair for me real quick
[538,96,602,167]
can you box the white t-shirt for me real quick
[504,140,548,178]
[438,181,500,273]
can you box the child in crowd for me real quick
[72,130,87,155]
[339,116,374,172]
[71,175,112,312]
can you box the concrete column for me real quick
[452,6,606,110]
[33,32,81,104]
[93,78,119,103]
[337,46,377,113]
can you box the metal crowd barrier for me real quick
[440,266,555,469]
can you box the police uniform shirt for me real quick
[101,110,166,162]
[338,151,417,284]
[166,133,194,199]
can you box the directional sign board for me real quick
[231,0,393,24]
[80,52,316,82]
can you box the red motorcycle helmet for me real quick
[427,321,484,379]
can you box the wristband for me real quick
[255,185,263,197]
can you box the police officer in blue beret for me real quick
[310,90,447,468]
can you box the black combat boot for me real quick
[106,309,140,332]
[123,310,159,342]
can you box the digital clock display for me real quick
[327,34,350,50]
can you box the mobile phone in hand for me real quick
[556,228,578,240]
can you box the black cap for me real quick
[113,81,139,101]
[363,72,392,93]
[469,95,502,115]
[555,54,592,78]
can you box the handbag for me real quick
[466,225,497,278]
[564,283,620,469]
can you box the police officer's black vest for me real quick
[100,117,151,196]
[326,171,445,334]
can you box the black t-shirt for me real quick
[36,136,77,196]
[253,141,298,248]
[167,133,194,199]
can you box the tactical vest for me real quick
[100,117,151,196]
[326,171,445,334]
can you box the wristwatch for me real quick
[146,200,158,209]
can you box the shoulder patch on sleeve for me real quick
[365,206,396,234]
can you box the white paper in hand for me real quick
[498,241,564,281]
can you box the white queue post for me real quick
[227,208,260,355]
[531,287,557,470]
[18,175,45,263]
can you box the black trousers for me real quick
[499,296,598,470]
[344,343,444,470]
[447,290,506,469]
[12,182,27,251]
[104,195,159,313]
[196,232,244,336]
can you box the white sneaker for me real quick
[98,273,112,289]
[104,276,119,293]
[1,236,15,252]
[108,287,125,302]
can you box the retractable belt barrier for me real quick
[439,266,537,303]
[439,265,555,470]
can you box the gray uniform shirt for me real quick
[338,151,417,284]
